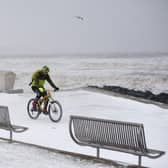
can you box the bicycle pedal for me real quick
[43,111,49,115]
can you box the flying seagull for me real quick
[75,16,84,21]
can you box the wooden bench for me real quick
[0,106,28,141]
[69,115,165,167]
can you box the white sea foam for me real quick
[0,54,168,94]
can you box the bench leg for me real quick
[138,155,142,167]
[96,147,100,158]
[9,130,12,142]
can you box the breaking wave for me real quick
[0,54,168,94]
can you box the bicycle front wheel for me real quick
[48,100,63,122]
[27,98,41,119]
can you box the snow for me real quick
[0,54,168,167]
[0,89,167,168]
[0,140,113,168]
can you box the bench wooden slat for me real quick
[69,115,165,167]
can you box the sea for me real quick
[0,53,168,94]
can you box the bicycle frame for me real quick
[37,90,54,112]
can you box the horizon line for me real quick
[0,51,168,57]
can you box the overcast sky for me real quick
[0,0,168,55]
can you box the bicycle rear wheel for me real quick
[48,100,63,122]
[27,98,41,119]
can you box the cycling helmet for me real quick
[42,65,50,73]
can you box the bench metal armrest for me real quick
[11,124,28,133]
[145,148,165,159]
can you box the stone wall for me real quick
[89,85,168,104]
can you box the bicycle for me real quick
[27,90,63,122]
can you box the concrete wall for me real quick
[0,71,16,92]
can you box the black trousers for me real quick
[31,86,47,100]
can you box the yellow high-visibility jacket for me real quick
[31,69,57,89]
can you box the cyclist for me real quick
[29,65,59,113]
